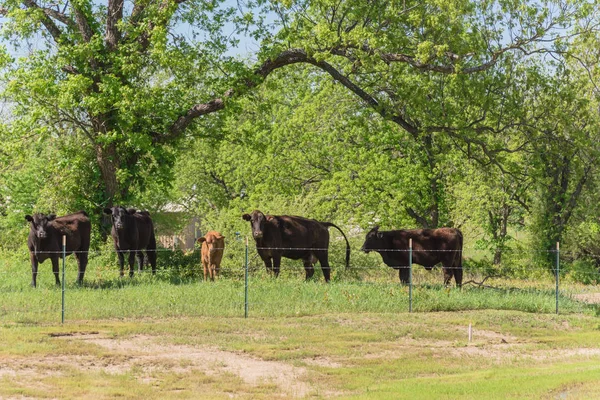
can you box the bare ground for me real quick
[1,328,600,398]
[0,333,311,398]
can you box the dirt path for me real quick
[0,333,311,398]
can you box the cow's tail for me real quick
[322,222,351,269]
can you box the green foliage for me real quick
[2,0,600,284]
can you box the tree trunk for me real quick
[95,143,119,205]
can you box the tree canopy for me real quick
[1,0,600,276]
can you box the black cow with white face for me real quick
[25,211,91,287]
[104,206,157,277]
[361,226,463,286]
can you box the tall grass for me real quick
[0,247,594,324]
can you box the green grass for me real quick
[0,312,599,398]
[0,249,596,323]
[1,250,600,398]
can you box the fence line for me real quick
[24,246,568,254]
[4,238,600,323]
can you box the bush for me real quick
[565,259,600,285]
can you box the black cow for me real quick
[103,206,157,277]
[361,226,463,286]
[242,210,350,282]
[25,211,91,287]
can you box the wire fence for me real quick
[2,236,600,323]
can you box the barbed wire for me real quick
[9,263,599,276]
[22,245,565,255]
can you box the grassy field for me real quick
[0,250,599,398]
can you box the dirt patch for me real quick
[1,333,311,398]
[73,334,311,397]
[302,356,343,368]
[467,328,517,343]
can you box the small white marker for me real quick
[468,323,472,343]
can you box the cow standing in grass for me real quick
[25,211,91,287]
[197,231,225,281]
[104,206,157,277]
[361,226,463,287]
[242,210,351,282]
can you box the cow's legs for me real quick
[128,251,136,278]
[272,256,281,278]
[75,251,88,285]
[202,259,209,281]
[442,267,453,286]
[51,257,60,286]
[442,260,462,287]
[303,259,315,280]
[314,251,330,283]
[30,254,39,288]
[263,257,274,275]
[453,266,463,288]
[147,235,157,275]
[207,251,214,281]
[147,249,157,275]
[136,251,145,273]
[209,263,217,281]
[398,266,409,285]
[117,250,125,277]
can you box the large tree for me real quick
[0,0,249,209]
[250,0,595,227]
[0,0,596,232]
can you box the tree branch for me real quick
[21,0,64,42]
[106,0,124,50]
[71,4,94,42]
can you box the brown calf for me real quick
[197,231,225,281]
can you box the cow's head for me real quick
[197,233,225,252]
[361,226,385,253]
[242,210,267,239]
[104,206,135,231]
[25,213,56,239]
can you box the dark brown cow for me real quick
[361,226,463,286]
[197,231,225,281]
[103,206,157,277]
[25,211,91,287]
[242,210,350,282]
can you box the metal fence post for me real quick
[244,237,249,318]
[409,238,413,313]
[556,241,560,315]
[61,235,66,324]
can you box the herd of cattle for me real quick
[24,208,463,288]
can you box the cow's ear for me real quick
[197,237,206,243]
[103,208,112,215]
[242,214,251,221]
[48,214,56,221]
[25,215,33,222]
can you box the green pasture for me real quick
[0,311,599,399]
[0,247,596,323]
[0,249,599,398]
